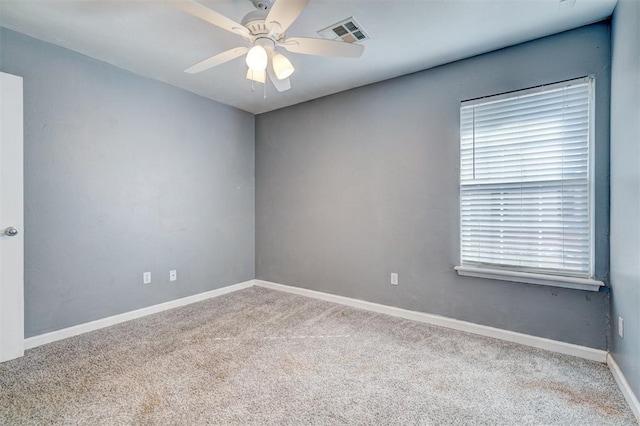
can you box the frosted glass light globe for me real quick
[246,45,268,71]
[272,53,294,80]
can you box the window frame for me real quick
[455,76,603,291]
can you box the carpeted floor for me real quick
[0,286,636,425]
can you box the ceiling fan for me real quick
[176,0,365,92]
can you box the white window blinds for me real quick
[460,77,594,277]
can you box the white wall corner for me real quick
[608,354,640,423]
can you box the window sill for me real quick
[454,265,604,292]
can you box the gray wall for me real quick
[256,23,611,349]
[0,28,255,338]
[610,0,640,398]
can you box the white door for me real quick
[0,72,24,363]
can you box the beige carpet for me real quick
[0,286,636,425]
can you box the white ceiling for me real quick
[0,0,617,114]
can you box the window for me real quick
[455,77,603,291]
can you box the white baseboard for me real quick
[24,277,610,365]
[24,280,254,350]
[608,354,640,423]
[23,277,634,418]
[254,280,608,363]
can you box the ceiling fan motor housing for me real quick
[241,10,284,41]
[254,36,276,50]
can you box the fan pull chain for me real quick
[247,69,266,99]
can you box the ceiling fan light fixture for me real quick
[246,68,266,84]
[246,45,268,71]
[272,53,295,80]
[178,0,366,93]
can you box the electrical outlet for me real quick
[169,270,177,282]
[390,273,398,286]
[143,271,151,285]
[618,316,624,338]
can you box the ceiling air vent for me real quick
[318,17,370,43]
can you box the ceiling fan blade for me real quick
[265,48,291,92]
[281,37,364,58]
[266,0,309,35]
[185,47,248,74]
[176,1,250,38]
[268,71,291,92]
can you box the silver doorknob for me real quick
[4,227,18,237]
